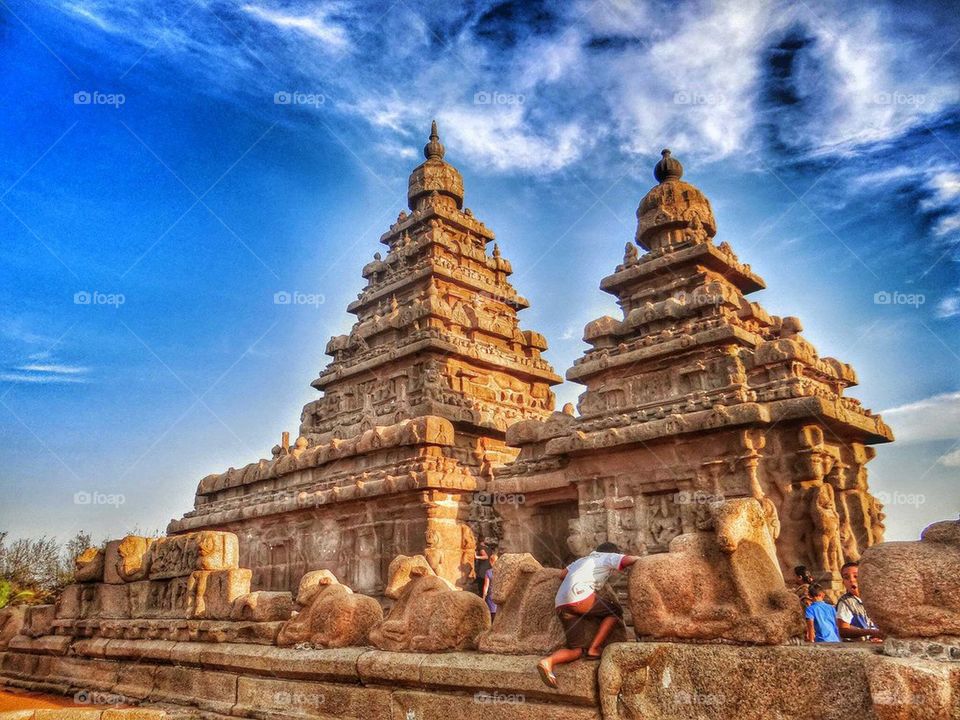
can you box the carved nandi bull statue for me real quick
[477,553,566,655]
[860,517,960,638]
[629,497,802,644]
[369,555,490,652]
[277,570,382,648]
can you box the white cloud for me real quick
[15,364,89,375]
[940,447,960,467]
[242,3,350,51]
[936,293,960,319]
[882,391,960,442]
[0,373,88,385]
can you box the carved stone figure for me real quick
[369,555,490,652]
[277,570,383,648]
[477,553,565,655]
[628,498,803,644]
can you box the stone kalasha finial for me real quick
[423,119,445,161]
[654,148,683,183]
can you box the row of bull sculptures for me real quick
[2,498,957,655]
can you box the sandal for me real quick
[537,662,559,689]
[583,651,602,661]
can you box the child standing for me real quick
[804,583,841,643]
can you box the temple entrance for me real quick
[526,500,579,568]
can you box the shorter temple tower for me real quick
[494,150,892,593]
[169,123,561,595]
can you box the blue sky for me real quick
[0,0,957,545]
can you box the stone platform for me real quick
[3,638,958,720]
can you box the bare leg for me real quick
[586,615,619,657]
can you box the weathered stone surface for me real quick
[599,642,957,720]
[391,689,601,720]
[478,553,565,655]
[629,497,802,644]
[861,517,960,638]
[150,665,237,714]
[146,532,239,580]
[369,555,490,652]
[230,591,295,622]
[75,547,105,583]
[104,536,155,584]
[235,676,392,720]
[277,570,382,648]
[0,606,27,648]
[22,604,56,638]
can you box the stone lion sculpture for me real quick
[477,553,565,655]
[276,570,383,648]
[860,517,960,638]
[369,555,490,652]
[629,497,802,645]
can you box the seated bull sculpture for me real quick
[629,497,802,645]
[369,555,490,652]
[277,570,382,648]
[477,553,566,655]
[860,517,960,638]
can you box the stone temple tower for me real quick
[494,150,892,593]
[170,123,561,595]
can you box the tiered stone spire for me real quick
[496,151,891,590]
[301,120,559,442]
[171,123,560,595]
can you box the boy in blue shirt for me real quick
[804,583,841,642]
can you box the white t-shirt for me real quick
[555,552,626,607]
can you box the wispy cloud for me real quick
[241,3,351,51]
[14,364,89,375]
[882,391,960,443]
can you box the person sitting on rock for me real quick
[836,561,883,642]
[793,565,815,608]
[536,542,639,688]
[804,583,840,642]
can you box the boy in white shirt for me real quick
[536,542,639,688]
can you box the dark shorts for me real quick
[556,591,624,649]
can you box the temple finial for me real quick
[654,148,683,183]
[424,119,445,160]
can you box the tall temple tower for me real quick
[494,150,892,593]
[169,123,561,595]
